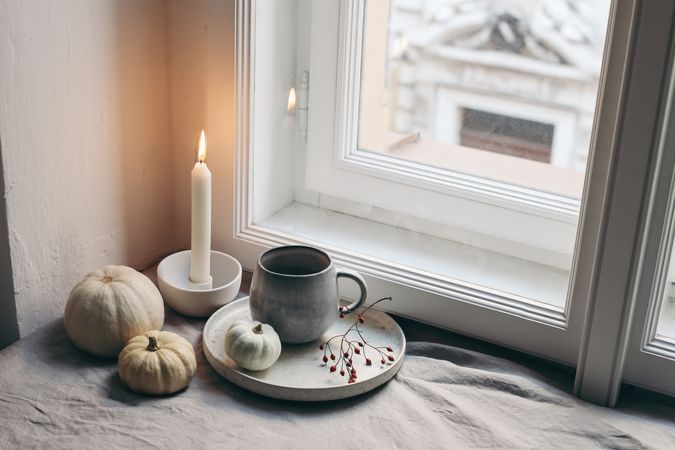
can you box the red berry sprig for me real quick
[319,297,396,384]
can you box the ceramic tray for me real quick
[203,297,406,401]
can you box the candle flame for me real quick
[197,129,206,163]
[287,87,296,113]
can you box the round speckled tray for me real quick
[203,297,406,401]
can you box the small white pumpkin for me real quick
[224,320,282,371]
[64,265,164,358]
[118,330,197,395]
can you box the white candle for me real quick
[190,130,212,284]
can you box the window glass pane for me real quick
[358,0,611,195]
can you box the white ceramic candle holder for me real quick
[157,250,242,318]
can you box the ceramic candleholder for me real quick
[157,250,242,318]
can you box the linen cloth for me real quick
[1,309,674,449]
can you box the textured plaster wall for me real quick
[0,0,176,341]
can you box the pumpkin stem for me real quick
[146,336,160,352]
[252,324,263,334]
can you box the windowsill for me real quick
[180,266,672,406]
[259,201,569,309]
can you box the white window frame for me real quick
[621,30,675,398]
[304,0,582,268]
[202,0,675,404]
[572,0,675,405]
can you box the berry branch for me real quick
[319,297,395,383]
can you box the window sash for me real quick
[572,0,675,405]
[305,0,583,268]
[621,18,675,397]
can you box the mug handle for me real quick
[336,268,368,314]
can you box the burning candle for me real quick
[190,130,212,284]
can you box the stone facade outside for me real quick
[385,0,609,171]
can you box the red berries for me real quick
[317,296,396,380]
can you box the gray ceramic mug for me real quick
[249,245,367,344]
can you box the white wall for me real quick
[167,0,237,259]
[0,0,175,341]
[167,0,207,252]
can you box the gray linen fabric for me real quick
[0,310,673,449]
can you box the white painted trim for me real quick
[344,142,580,220]
[333,0,365,166]
[622,11,675,397]
[247,209,567,326]
[573,0,675,406]
[235,0,253,236]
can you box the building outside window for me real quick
[380,0,608,174]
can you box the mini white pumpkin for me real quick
[64,265,164,358]
[118,330,197,395]
[224,320,282,371]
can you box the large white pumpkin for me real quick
[64,265,164,358]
